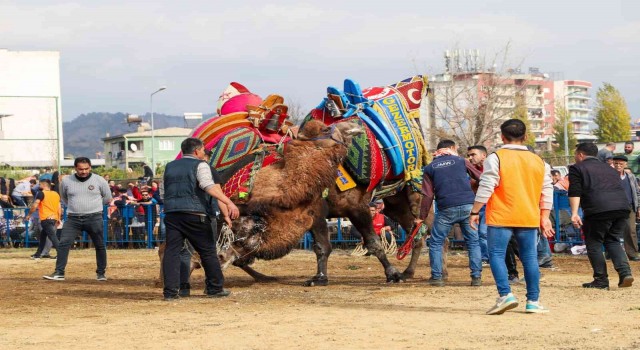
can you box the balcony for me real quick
[567,104,591,111]
[571,116,592,124]
[127,151,146,159]
[567,92,591,99]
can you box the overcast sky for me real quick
[2,0,639,121]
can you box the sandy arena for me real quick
[2,248,640,349]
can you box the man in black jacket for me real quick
[569,143,634,290]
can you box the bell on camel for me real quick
[326,99,342,118]
[265,116,280,132]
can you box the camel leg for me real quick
[304,207,332,287]
[349,207,404,283]
[239,265,278,282]
[383,188,427,280]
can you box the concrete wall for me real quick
[0,49,63,167]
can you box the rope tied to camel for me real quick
[396,222,427,260]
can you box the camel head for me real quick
[296,120,363,148]
[218,216,267,269]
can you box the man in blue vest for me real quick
[416,140,483,287]
[162,137,239,301]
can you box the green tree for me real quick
[593,83,631,142]
[512,94,536,148]
[553,102,577,155]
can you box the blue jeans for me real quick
[488,226,540,301]
[429,203,481,279]
[537,233,552,265]
[478,206,488,262]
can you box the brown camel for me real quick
[215,120,364,279]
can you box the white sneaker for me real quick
[43,273,65,281]
[486,293,518,315]
[525,300,549,313]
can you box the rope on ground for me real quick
[351,242,368,256]
[380,230,397,255]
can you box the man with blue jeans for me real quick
[417,139,482,287]
[470,119,555,315]
[467,145,489,265]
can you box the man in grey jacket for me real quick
[612,155,640,261]
[43,157,112,281]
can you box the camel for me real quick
[218,78,440,286]
[215,120,364,279]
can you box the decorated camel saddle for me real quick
[304,76,430,193]
[178,82,297,200]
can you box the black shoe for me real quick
[618,275,634,288]
[470,277,482,287]
[582,281,609,290]
[428,278,445,287]
[206,289,231,298]
[30,254,41,260]
[628,256,640,262]
[163,295,180,301]
[179,283,191,297]
[41,254,56,259]
[539,262,555,269]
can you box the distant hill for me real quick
[62,112,212,158]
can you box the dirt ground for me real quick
[1,248,640,350]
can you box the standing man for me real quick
[612,155,640,261]
[569,143,634,290]
[597,142,616,163]
[417,139,482,287]
[467,145,489,266]
[470,119,555,315]
[621,141,640,175]
[43,157,112,281]
[162,138,239,300]
[25,179,61,259]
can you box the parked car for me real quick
[552,166,568,177]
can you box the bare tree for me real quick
[427,43,531,151]
[284,97,308,125]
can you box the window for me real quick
[158,140,174,151]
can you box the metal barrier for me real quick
[0,204,166,249]
[552,190,584,245]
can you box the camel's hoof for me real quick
[401,270,415,280]
[386,269,406,283]
[303,277,329,287]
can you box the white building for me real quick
[0,49,63,167]
[553,80,597,142]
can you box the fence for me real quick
[1,192,583,250]
[0,204,165,249]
